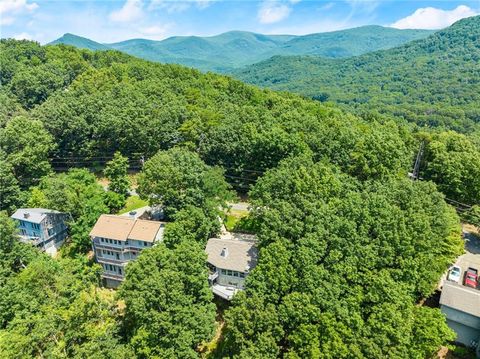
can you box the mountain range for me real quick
[235,15,480,132]
[50,26,434,72]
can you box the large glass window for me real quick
[226,270,233,276]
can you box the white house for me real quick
[440,281,480,357]
[90,214,166,288]
[205,234,258,300]
[11,208,69,256]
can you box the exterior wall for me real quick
[92,236,154,287]
[16,213,69,254]
[441,305,480,349]
[214,267,246,289]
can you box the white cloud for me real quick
[149,0,213,13]
[0,0,38,26]
[346,0,380,15]
[391,5,478,30]
[139,24,172,39]
[319,2,335,11]
[258,1,292,24]
[109,0,144,23]
[13,31,33,40]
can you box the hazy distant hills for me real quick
[49,26,434,72]
[235,16,480,132]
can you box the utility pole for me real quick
[411,141,425,180]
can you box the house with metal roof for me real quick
[89,214,166,288]
[10,208,69,256]
[440,281,480,357]
[205,234,258,300]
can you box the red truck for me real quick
[464,267,478,288]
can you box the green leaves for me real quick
[104,152,130,197]
[138,147,233,219]
[0,116,55,188]
[118,241,216,358]
[223,155,463,358]
[423,131,480,205]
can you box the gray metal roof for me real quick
[440,281,480,317]
[11,208,63,224]
[206,237,258,273]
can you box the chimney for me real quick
[129,211,137,220]
[221,247,228,258]
[23,212,30,219]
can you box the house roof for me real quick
[440,282,480,317]
[206,237,258,273]
[89,214,165,242]
[128,219,164,242]
[11,208,64,224]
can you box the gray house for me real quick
[205,234,258,300]
[440,281,480,356]
[90,214,166,288]
[11,208,69,256]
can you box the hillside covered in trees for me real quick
[235,16,480,133]
[50,26,434,72]
[0,37,479,358]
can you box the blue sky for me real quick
[1,0,479,43]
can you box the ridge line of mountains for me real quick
[49,26,435,72]
[48,15,480,131]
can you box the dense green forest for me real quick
[235,16,480,133]
[50,26,434,72]
[0,36,479,358]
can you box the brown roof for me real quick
[206,237,258,273]
[89,215,135,241]
[128,219,163,242]
[440,281,480,317]
[89,215,165,243]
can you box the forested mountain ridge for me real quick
[0,38,479,358]
[49,26,434,72]
[234,15,480,132]
[49,33,111,51]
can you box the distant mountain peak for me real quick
[49,26,436,72]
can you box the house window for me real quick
[226,270,233,276]
[20,229,27,235]
[143,241,148,246]
[239,272,245,278]
[233,271,239,277]
[221,269,226,275]
[118,268,122,275]
[32,223,40,230]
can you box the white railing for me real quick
[209,271,219,281]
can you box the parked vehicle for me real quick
[464,267,478,288]
[447,265,462,283]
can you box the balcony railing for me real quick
[93,242,146,252]
[211,284,238,301]
[96,256,128,265]
[208,271,219,281]
[18,236,43,246]
[102,272,124,281]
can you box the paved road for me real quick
[229,202,250,211]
